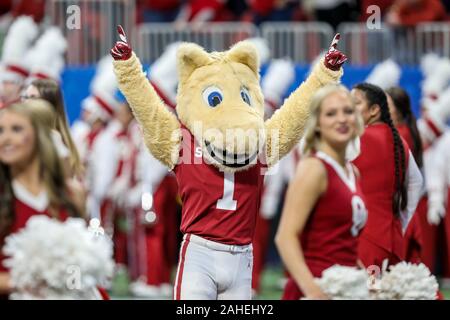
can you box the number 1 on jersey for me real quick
[216,172,237,211]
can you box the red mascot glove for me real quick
[324,33,347,71]
[110,25,132,61]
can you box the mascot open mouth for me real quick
[204,140,258,168]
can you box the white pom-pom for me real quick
[2,216,114,299]
[316,265,370,300]
[375,262,438,300]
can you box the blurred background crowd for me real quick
[1,0,450,28]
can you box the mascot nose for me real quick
[223,109,263,129]
[229,104,258,115]
[222,125,265,155]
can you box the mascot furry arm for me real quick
[111,26,346,169]
[111,26,181,169]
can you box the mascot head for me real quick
[175,41,266,172]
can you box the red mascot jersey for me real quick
[173,127,265,245]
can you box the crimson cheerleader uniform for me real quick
[354,123,422,268]
[0,181,70,271]
[282,152,367,300]
[0,181,69,299]
[0,181,110,300]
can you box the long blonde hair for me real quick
[30,79,83,176]
[0,100,81,236]
[302,84,364,156]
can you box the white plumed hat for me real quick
[148,42,181,109]
[25,26,67,82]
[421,53,441,79]
[82,55,120,122]
[262,58,295,115]
[421,56,450,103]
[0,16,39,83]
[246,37,271,66]
[423,85,450,133]
[365,59,402,90]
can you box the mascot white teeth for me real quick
[111,25,347,300]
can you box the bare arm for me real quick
[275,157,328,299]
[0,272,11,294]
[66,178,88,220]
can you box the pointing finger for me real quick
[329,33,341,51]
[117,25,128,43]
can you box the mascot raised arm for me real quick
[111,26,347,300]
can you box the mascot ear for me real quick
[177,43,212,83]
[226,41,259,75]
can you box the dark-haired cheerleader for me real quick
[351,83,423,269]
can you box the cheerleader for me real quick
[351,83,423,269]
[276,84,367,300]
[0,100,83,295]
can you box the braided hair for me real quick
[386,86,423,169]
[354,83,407,217]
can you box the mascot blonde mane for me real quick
[113,39,343,171]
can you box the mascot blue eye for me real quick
[240,87,252,106]
[202,86,223,108]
